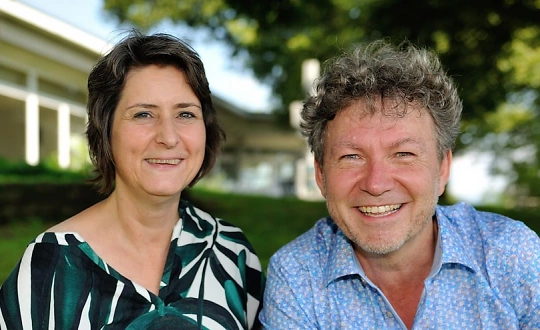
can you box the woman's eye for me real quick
[178,112,196,119]
[134,112,152,119]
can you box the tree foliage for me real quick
[102,0,539,116]
[102,0,540,201]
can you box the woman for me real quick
[0,31,265,329]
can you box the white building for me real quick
[0,0,309,197]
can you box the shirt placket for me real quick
[360,276,408,330]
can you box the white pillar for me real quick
[289,100,303,130]
[58,103,70,168]
[25,71,39,166]
[291,58,322,200]
[301,59,320,95]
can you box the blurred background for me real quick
[1,0,540,281]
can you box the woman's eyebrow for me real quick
[174,102,202,109]
[125,102,201,110]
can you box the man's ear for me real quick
[314,159,326,198]
[438,150,452,196]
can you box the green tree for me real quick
[103,0,367,123]
[102,0,540,201]
[102,0,539,118]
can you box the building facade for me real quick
[0,0,310,198]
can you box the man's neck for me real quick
[354,218,439,329]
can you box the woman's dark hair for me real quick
[86,30,225,195]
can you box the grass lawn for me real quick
[0,189,328,284]
[187,189,328,271]
[2,188,539,285]
[0,219,53,284]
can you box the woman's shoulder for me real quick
[1,232,87,290]
[178,199,261,264]
[180,200,251,243]
[47,199,106,233]
[45,200,113,256]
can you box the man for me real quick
[259,39,540,329]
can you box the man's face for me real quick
[315,99,451,257]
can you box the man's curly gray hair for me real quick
[301,39,462,166]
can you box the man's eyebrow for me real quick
[391,137,426,149]
[333,142,362,150]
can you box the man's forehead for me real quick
[325,101,437,146]
[341,97,427,117]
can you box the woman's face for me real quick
[111,64,206,199]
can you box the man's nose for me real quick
[359,160,395,196]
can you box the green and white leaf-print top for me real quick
[0,200,265,329]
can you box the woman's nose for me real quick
[156,119,179,148]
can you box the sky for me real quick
[19,0,274,113]
[17,0,505,204]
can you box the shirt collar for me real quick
[322,206,478,286]
[433,205,477,273]
[323,220,362,287]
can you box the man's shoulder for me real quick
[438,202,537,239]
[270,217,340,269]
[438,202,540,265]
[438,203,540,317]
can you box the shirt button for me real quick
[385,311,393,318]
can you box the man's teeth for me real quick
[359,204,401,214]
[146,159,180,165]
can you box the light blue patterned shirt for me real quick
[260,202,540,329]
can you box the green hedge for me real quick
[1,186,539,284]
[0,156,538,280]
[0,157,92,184]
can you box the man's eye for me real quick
[342,154,359,159]
[396,152,413,157]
